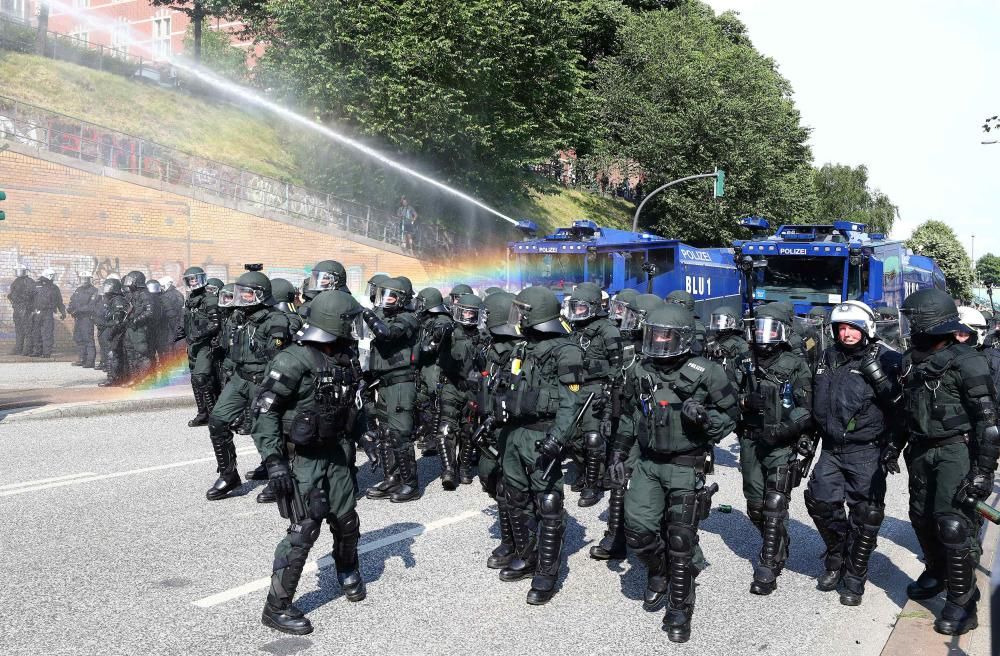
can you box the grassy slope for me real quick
[0,51,634,229]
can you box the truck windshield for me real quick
[755,256,845,304]
[517,253,587,291]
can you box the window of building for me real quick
[153,16,171,59]
[111,18,130,56]
[71,26,89,44]
[0,0,29,20]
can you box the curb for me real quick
[881,492,999,655]
[0,394,194,423]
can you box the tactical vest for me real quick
[742,351,799,430]
[184,293,215,343]
[284,346,361,447]
[369,311,418,374]
[230,308,287,372]
[901,345,976,441]
[633,357,715,455]
[576,318,618,381]
[497,339,571,423]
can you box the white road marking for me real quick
[0,472,98,490]
[192,508,483,608]
[0,448,259,497]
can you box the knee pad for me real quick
[288,518,322,547]
[306,488,330,521]
[666,524,696,554]
[536,492,564,520]
[936,514,969,549]
[803,489,837,521]
[763,490,788,514]
[334,508,360,536]
[505,483,532,511]
[208,417,231,439]
[584,431,604,451]
[192,373,211,387]
[851,501,885,528]
[625,527,659,551]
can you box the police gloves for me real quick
[859,351,893,400]
[535,433,562,473]
[762,421,796,447]
[681,398,709,429]
[881,444,901,475]
[966,467,995,500]
[606,450,628,487]
[795,435,815,457]
[599,417,614,439]
[359,431,380,469]
[265,457,296,498]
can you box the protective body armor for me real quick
[494,336,583,424]
[741,351,809,434]
[901,344,988,442]
[368,310,419,374]
[184,291,220,344]
[229,307,291,379]
[575,317,623,381]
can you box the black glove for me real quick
[606,449,627,487]
[361,308,379,326]
[535,433,562,474]
[359,430,380,470]
[795,435,814,457]
[762,422,794,447]
[174,325,187,343]
[859,349,892,399]
[681,398,709,429]
[881,444,901,475]
[966,467,995,501]
[265,458,296,498]
[599,417,614,439]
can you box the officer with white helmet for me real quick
[956,306,1000,391]
[804,300,903,606]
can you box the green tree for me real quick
[255,0,587,203]
[976,253,1000,287]
[812,163,897,233]
[182,24,248,81]
[907,220,974,300]
[589,4,815,245]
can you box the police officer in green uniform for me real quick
[271,278,304,334]
[564,282,623,507]
[365,274,389,305]
[362,277,422,502]
[447,283,474,309]
[178,266,221,427]
[897,288,999,635]
[496,286,585,605]
[739,301,814,596]
[608,288,639,328]
[665,290,706,343]
[447,293,485,485]
[253,291,367,635]
[703,305,751,475]
[413,287,455,481]
[301,260,351,317]
[590,293,665,560]
[474,291,521,568]
[205,271,291,502]
[214,283,237,391]
[623,304,739,642]
[121,271,153,380]
[97,278,130,387]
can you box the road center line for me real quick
[0,472,98,489]
[0,447,259,497]
[192,508,483,609]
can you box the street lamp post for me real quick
[631,170,725,233]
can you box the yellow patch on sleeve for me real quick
[568,383,581,393]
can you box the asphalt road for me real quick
[0,407,948,655]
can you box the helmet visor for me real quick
[620,306,647,333]
[375,285,405,310]
[565,299,596,323]
[101,281,116,294]
[218,287,236,308]
[749,317,789,344]
[608,298,629,322]
[507,300,529,333]
[184,272,206,289]
[308,270,337,292]
[642,323,693,358]
[350,313,369,341]
[709,313,739,332]
[452,304,481,326]
[233,283,265,307]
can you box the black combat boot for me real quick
[390,442,421,503]
[577,443,603,508]
[499,507,538,582]
[245,462,269,481]
[934,542,980,636]
[438,432,458,491]
[804,491,847,592]
[527,496,564,605]
[333,510,367,602]
[839,503,884,606]
[590,487,627,560]
[750,492,788,596]
[662,525,697,643]
[487,494,516,569]
[256,481,278,504]
[262,558,313,635]
[907,515,946,600]
[459,432,475,485]
[187,382,211,427]
[627,529,669,610]
[206,424,242,501]
[367,438,401,499]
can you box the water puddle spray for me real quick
[45,0,519,227]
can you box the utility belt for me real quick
[375,369,417,386]
[235,366,265,384]
[639,446,708,470]
[818,437,881,455]
[517,419,553,433]
[909,433,968,450]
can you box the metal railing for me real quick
[0,95,456,252]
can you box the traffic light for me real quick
[714,170,725,198]
[0,190,6,220]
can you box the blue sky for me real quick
[704,0,1000,261]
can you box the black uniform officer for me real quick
[68,271,100,368]
[8,266,35,355]
[28,268,66,358]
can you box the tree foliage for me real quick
[976,253,1000,287]
[589,4,815,245]
[182,25,248,81]
[811,163,897,234]
[907,220,973,300]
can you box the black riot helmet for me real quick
[271,278,298,311]
[122,270,146,292]
[508,286,571,335]
[297,291,364,344]
[182,266,207,290]
[482,286,504,299]
[102,278,123,296]
[609,288,639,325]
[452,293,484,327]
[484,291,519,337]
[620,293,665,337]
[145,280,162,294]
[709,305,742,334]
[415,287,449,314]
[449,283,474,305]
[900,288,966,336]
[367,273,390,303]
[375,277,410,314]
[666,289,696,314]
[218,283,236,309]
[205,278,223,295]
[565,283,603,323]
[642,304,695,359]
[233,271,273,308]
[307,260,347,292]
[750,302,793,355]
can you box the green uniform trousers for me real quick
[624,458,706,570]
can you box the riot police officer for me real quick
[206,271,291,502]
[448,293,485,484]
[253,291,367,635]
[68,271,100,368]
[590,292,665,561]
[272,279,304,334]
[497,286,585,605]
[27,269,66,358]
[145,279,167,372]
[301,260,351,317]
[159,277,186,342]
[622,304,739,642]
[8,266,34,355]
[665,290,706,348]
[565,282,622,507]
[875,306,905,351]
[899,289,999,635]
[121,271,154,380]
[362,277,422,502]
[607,288,638,328]
[739,301,814,596]
[447,283,474,308]
[805,301,902,606]
[957,307,1000,390]
[97,278,129,387]
[365,274,389,305]
[413,287,454,476]
[178,267,221,428]
[474,291,520,568]
[703,305,751,475]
